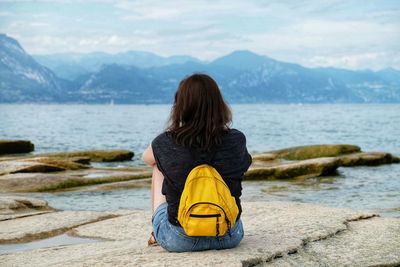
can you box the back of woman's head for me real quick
[167,73,232,152]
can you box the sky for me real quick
[0,0,399,70]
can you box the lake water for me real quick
[1,104,399,217]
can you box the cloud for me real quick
[0,11,14,17]
[1,0,399,70]
[307,52,400,70]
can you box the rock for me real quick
[245,157,340,180]
[75,178,152,192]
[0,169,152,192]
[0,160,65,175]
[24,157,90,170]
[0,210,123,244]
[0,140,34,155]
[2,202,398,267]
[0,156,90,176]
[265,217,400,266]
[337,152,399,166]
[251,153,278,161]
[38,150,134,162]
[0,196,54,221]
[268,144,361,160]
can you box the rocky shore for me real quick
[0,141,398,193]
[1,140,399,266]
[0,197,399,266]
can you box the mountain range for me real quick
[1,33,399,104]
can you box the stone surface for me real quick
[0,195,54,221]
[265,217,400,266]
[0,169,152,192]
[73,178,152,192]
[2,202,398,267]
[0,195,49,211]
[245,157,340,180]
[251,153,278,161]
[0,210,123,243]
[38,149,134,162]
[0,160,65,175]
[0,140,34,155]
[268,144,361,160]
[24,157,90,170]
[337,151,399,166]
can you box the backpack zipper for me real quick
[189,214,221,218]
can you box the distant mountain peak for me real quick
[210,50,275,70]
[0,33,26,54]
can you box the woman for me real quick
[142,73,252,252]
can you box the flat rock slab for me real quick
[0,196,49,211]
[337,151,399,166]
[71,178,152,192]
[0,140,34,155]
[0,195,54,221]
[251,153,278,161]
[268,144,361,160]
[38,150,134,162]
[2,202,398,267]
[0,210,127,244]
[0,169,152,192]
[265,217,400,266]
[245,157,340,180]
[0,160,65,175]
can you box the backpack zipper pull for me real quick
[227,219,232,237]
[216,216,220,237]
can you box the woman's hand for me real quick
[142,144,156,167]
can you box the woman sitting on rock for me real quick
[142,73,252,252]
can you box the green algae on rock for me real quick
[245,157,340,180]
[251,153,278,161]
[268,144,361,160]
[0,140,34,155]
[337,152,399,166]
[38,150,134,162]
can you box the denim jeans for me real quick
[152,202,244,252]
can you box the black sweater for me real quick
[151,128,252,226]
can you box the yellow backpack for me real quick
[177,164,239,237]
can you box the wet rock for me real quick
[2,202,397,267]
[251,153,278,161]
[25,157,90,170]
[0,140,34,155]
[74,178,152,192]
[0,210,123,244]
[38,149,134,162]
[0,160,65,175]
[268,144,361,160]
[337,152,400,166]
[245,157,340,180]
[0,196,54,221]
[0,169,152,192]
[0,156,89,176]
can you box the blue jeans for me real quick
[152,202,244,252]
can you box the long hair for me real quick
[167,73,232,152]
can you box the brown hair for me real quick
[167,73,232,152]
